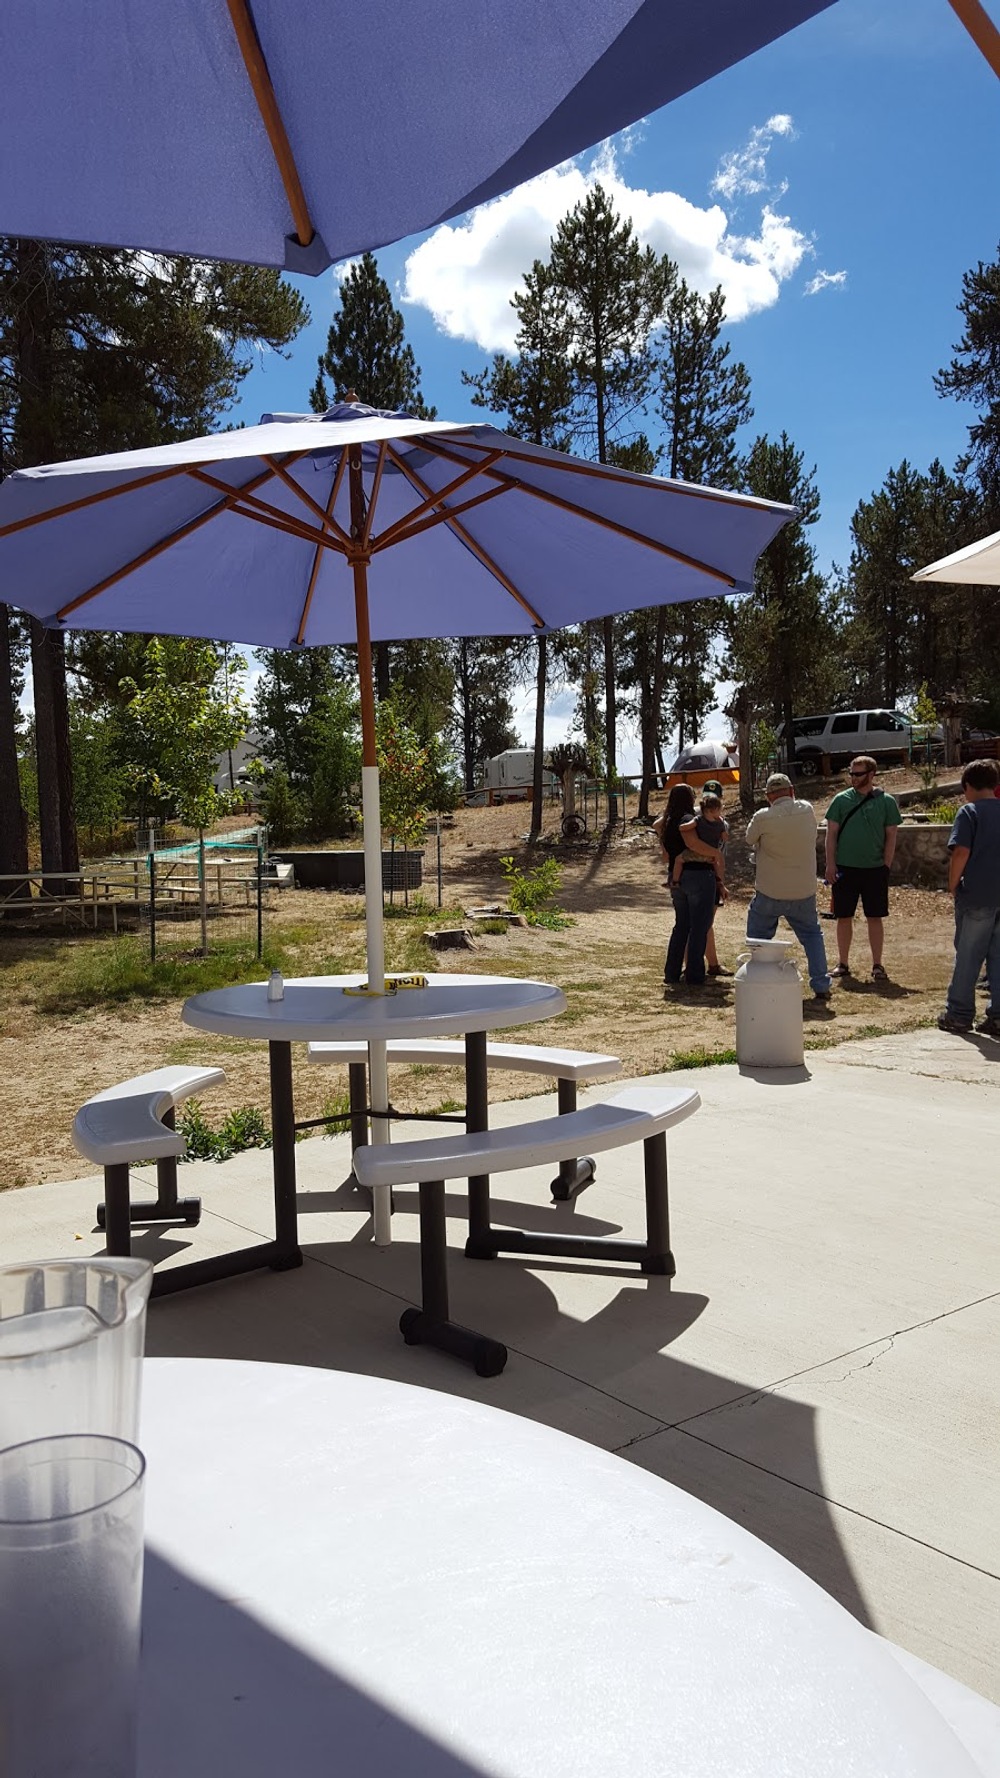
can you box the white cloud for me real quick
[402,137,811,355]
[710,114,795,201]
[804,268,848,297]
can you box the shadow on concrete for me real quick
[738,1064,812,1085]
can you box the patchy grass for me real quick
[666,1046,739,1070]
[32,934,292,1014]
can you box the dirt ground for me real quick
[0,771,959,1190]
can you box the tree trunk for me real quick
[603,614,617,827]
[51,629,79,873]
[529,634,547,840]
[14,240,78,882]
[738,717,755,815]
[30,618,64,883]
[0,604,29,880]
[198,830,209,954]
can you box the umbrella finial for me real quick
[342,389,360,404]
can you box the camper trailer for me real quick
[481,748,558,804]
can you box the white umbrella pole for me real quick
[350,446,392,1247]
[361,763,392,1246]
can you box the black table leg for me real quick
[399,1179,507,1377]
[151,1039,303,1296]
[464,1030,496,1259]
[269,1039,303,1271]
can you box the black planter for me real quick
[270,850,424,891]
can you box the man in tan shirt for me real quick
[746,773,831,1000]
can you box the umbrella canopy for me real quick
[0,403,793,644]
[0,0,835,274]
[911,529,1000,586]
[0,400,795,1242]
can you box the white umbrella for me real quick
[911,529,1000,586]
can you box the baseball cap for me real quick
[765,772,793,792]
[702,779,724,796]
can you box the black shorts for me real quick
[831,865,890,919]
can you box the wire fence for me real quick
[0,837,277,960]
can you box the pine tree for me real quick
[935,246,1000,512]
[0,238,308,877]
[310,253,435,417]
[548,186,671,824]
[463,258,574,834]
[726,433,836,760]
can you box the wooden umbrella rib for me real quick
[947,0,1000,77]
[295,462,345,645]
[416,438,735,586]
[225,0,316,248]
[360,441,388,551]
[388,450,545,627]
[372,449,505,552]
[264,453,352,548]
[54,463,281,620]
[421,433,774,514]
[0,463,192,541]
[225,501,346,551]
[186,465,339,548]
[374,481,508,551]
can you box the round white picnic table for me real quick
[181,971,567,1259]
[136,1358,987,1778]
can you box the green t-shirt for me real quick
[826,787,901,869]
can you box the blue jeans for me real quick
[665,869,717,985]
[946,898,1000,1025]
[746,891,831,994]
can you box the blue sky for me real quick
[230,0,1000,763]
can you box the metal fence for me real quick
[0,838,275,961]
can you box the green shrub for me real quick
[926,802,958,824]
[501,854,563,916]
[178,1100,272,1162]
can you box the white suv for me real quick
[784,709,913,775]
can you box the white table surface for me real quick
[181,971,567,1043]
[137,1359,986,1778]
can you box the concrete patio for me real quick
[3,1027,997,1703]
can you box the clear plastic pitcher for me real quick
[0,1259,153,1451]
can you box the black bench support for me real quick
[96,1107,202,1232]
[398,1178,508,1378]
[549,1078,597,1201]
[465,1129,675,1278]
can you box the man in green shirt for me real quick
[824,755,902,981]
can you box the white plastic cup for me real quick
[0,1435,146,1777]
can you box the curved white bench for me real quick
[73,1066,225,1259]
[307,1038,622,1199]
[353,1084,700,1376]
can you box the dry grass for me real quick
[0,778,957,1189]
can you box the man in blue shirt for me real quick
[938,757,1000,1035]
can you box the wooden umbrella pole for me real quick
[947,0,1000,78]
[348,442,392,1246]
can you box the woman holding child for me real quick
[657,782,728,987]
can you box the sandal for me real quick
[833,962,851,977]
[871,964,888,981]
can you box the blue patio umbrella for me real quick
[0,0,835,274]
[0,399,795,1239]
